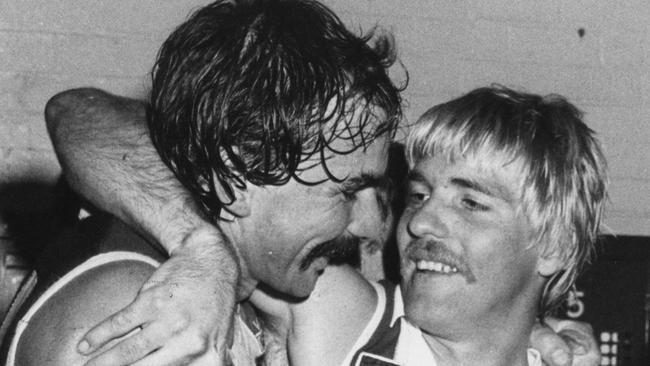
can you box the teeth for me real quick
[416,260,458,273]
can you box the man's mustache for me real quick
[300,234,361,270]
[404,238,476,283]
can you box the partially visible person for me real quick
[274,86,607,366]
[4,0,402,364]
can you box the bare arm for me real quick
[46,88,204,251]
[45,88,239,365]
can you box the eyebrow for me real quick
[407,165,517,205]
[342,172,391,191]
[342,172,392,219]
[450,177,513,202]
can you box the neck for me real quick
[420,306,538,366]
[220,221,258,302]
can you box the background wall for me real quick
[0,0,648,236]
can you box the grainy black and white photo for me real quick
[0,1,648,365]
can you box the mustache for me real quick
[404,238,476,283]
[299,235,360,271]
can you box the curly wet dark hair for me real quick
[148,0,403,221]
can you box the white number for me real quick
[566,290,585,318]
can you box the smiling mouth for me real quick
[415,260,459,274]
[405,239,477,283]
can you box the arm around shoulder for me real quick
[44,88,154,234]
[44,88,202,254]
[43,89,241,364]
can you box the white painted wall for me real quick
[0,0,648,235]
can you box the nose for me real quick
[405,197,450,239]
[347,187,393,245]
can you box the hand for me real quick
[546,318,600,366]
[78,228,239,366]
[531,317,600,366]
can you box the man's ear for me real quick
[537,251,565,277]
[209,173,252,219]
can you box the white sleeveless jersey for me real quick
[345,281,542,366]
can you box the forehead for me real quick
[298,135,390,183]
[300,102,392,181]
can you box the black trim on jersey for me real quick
[349,280,402,365]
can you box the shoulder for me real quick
[346,281,403,366]
[13,253,156,366]
[292,264,376,323]
[288,265,378,366]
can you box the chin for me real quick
[404,296,451,331]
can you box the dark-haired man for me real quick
[8,1,598,366]
[6,0,400,365]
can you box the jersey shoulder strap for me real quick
[348,280,402,366]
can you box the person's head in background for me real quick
[146,0,403,298]
[398,86,608,354]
